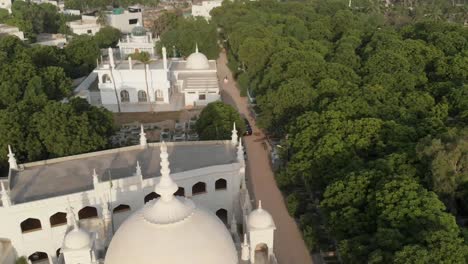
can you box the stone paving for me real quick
[216,51,314,264]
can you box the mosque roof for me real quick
[105,143,238,264]
[9,141,236,204]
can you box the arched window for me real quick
[155,90,164,101]
[50,212,67,227]
[175,187,185,197]
[28,252,49,264]
[102,74,111,83]
[20,218,42,233]
[216,209,228,225]
[120,90,130,102]
[144,192,160,203]
[113,204,131,214]
[215,178,227,190]
[192,182,206,195]
[56,248,61,258]
[78,206,98,220]
[138,90,147,102]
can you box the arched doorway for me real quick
[50,212,67,227]
[78,206,98,220]
[56,248,61,258]
[28,252,49,264]
[175,187,185,197]
[20,218,42,233]
[192,182,206,195]
[255,243,269,264]
[102,74,111,83]
[144,192,160,203]
[216,209,228,225]
[215,178,227,190]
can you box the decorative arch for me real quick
[78,206,98,220]
[102,74,112,83]
[120,90,130,102]
[20,218,42,233]
[215,178,227,190]
[113,204,131,214]
[144,192,160,203]
[216,208,228,225]
[50,212,67,227]
[28,251,49,263]
[175,187,185,197]
[138,90,147,102]
[56,248,61,258]
[192,182,206,195]
[254,243,269,263]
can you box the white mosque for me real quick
[90,27,220,113]
[0,125,278,264]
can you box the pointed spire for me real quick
[237,138,244,162]
[7,145,18,170]
[195,43,199,53]
[241,233,250,261]
[162,46,167,71]
[258,200,263,210]
[155,142,178,202]
[139,124,147,148]
[231,122,238,146]
[0,181,11,207]
[230,214,238,234]
[66,201,76,227]
[135,160,142,177]
[92,169,99,187]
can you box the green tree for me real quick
[196,102,245,140]
[129,51,152,112]
[94,26,121,48]
[64,34,99,78]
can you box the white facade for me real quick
[0,0,11,13]
[0,129,277,264]
[90,46,220,112]
[67,15,102,36]
[0,24,24,40]
[191,0,222,20]
[106,7,143,34]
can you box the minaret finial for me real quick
[195,43,199,53]
[241,233,250,261]
[66,200,78,228]
[155,142,178,202]
[7,145,18,170]
[92,169,99,186]
[140,124,147,148]
[135,160,142,176]
[231,122,238,146]
[258,200,262,209]
[237,138,244,162]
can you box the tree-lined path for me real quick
[217,50,314,264]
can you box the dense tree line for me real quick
[0,36,114,175]
[157,16,219,59]
[64,0,159,11]
[212,0,467,262]
[196,102,245,140]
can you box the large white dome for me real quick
[105,143,238,264]
[64,227,91,250]
[186,45,210,70]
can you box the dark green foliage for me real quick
[94,26,122,48]
[213,0,468,261]
[196,102,245,140]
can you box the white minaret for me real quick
[92,169,99,188]
[135,160,142,176]
[1,181,11,207]
[230,214,237,234]
[248,200,276,263]
[128,56,133,70]
[139,124,147,148]
[162,46,167,71]
[156,142,178,202]
[241,233,250,261]
[7,145,18,170]
[237,137,244,162]
[108,47,115,69]
[231,122,238,146]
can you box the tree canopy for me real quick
[196,102,245,140]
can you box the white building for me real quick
[117,25,157,58]
[0,24,25,40]
[35,33,67,47]
[0,0,11,13]
[67,15,102,36]
[91,45,220,112]
[0,128,278,264]
[191,0,222,20]
[106,6,143,34]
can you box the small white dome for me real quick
[248,201,275,230]
[64,228,91,250]
[186,51,210,70]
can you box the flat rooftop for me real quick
[9,141,236,204]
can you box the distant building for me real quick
[91,45,220,113]
[106,6,143,34]
[0,0,11,13]
[191,0,222,20]
[118,24,157,57]
[0,24,25,40]
[35,33,67,47]
[67,15,102,36]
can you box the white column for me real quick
[108,47,115,69]
[139,124,147,148]
[0,181,11,207]
[162,46,167,71]
[7,145,18,170]
[231,123,238,146]
[241,233,250,261]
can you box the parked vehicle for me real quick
[243,118,252,136]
